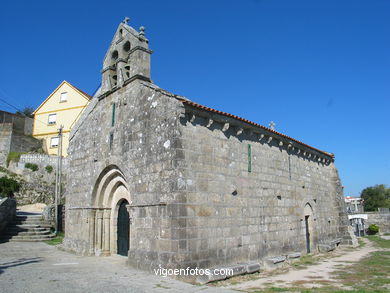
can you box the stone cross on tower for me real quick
[123,17,130,24]
[269,121,276,131]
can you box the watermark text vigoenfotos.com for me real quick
[154,265,234,278]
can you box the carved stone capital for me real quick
[103,209,111,219]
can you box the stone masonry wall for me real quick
[160,109,347,270]
[366,212,390,233]
[0,198,16,233]
[64,78,349,273]
[64,81,185,260]
[5,162,58,205]
[63,21,351,275]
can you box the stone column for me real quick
[116,58,127,87]
[126,205,133,252]
[96,210,104,255]
[88,209,96,255]
[102,209,111,256]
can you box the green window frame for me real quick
[248,144,252,172]
[111,103,116,126]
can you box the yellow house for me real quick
[33,81,91,156]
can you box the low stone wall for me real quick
[366,212,390,234]
[0,197,16,233]
[19,154,68,169]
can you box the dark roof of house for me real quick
[71,84,92,100]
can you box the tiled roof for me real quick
[176,97,334,158]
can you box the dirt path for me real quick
[228,239,378,290]
[17,203,47,213]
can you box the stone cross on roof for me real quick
[123,17,130,24]
[269,121,276,131]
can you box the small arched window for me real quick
[111,50,118,60]
[123,41,131,52]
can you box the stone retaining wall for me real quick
[366,212,390,233]
[0,197,16,233]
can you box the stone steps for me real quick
[0,212,55,242]
[5,237,56,242]
[6,226,48,232]
[11,220,44,225]
[13,224,52,229]
[6,233,57,241]
[3,230,52,236]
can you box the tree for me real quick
[361,184,390,212]
[16,106,34,118]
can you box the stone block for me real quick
[318,244,334,252]
[267,255,287,264]
[241,262,261,273]
[196,271,226,284]
[288,252,301,259]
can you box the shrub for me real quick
[25,163,39,171]
[368,224,379,235]
[0,176,20,197]
[6,152,26,167]
[45,165,53,173]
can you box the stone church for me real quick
[63,19,352,277]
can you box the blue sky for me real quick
[0,0,389,196]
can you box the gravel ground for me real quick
[0,241,236,293]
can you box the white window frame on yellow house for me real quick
[50,137,59,148]
[48,113,57,125]
[60,92,68,103]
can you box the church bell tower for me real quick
[101,17,152,94]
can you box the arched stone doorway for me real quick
[303,203,314,253]
[117,199,130,256]
[89,165,131,256]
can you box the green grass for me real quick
[250,287,390,293]
[6,152,26,166]
[45,232,64,245]
[358,238,367,248]
[366,235,390,249]
[331,250,390,292]
[291,254,318,269]
[248,288,385,293]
